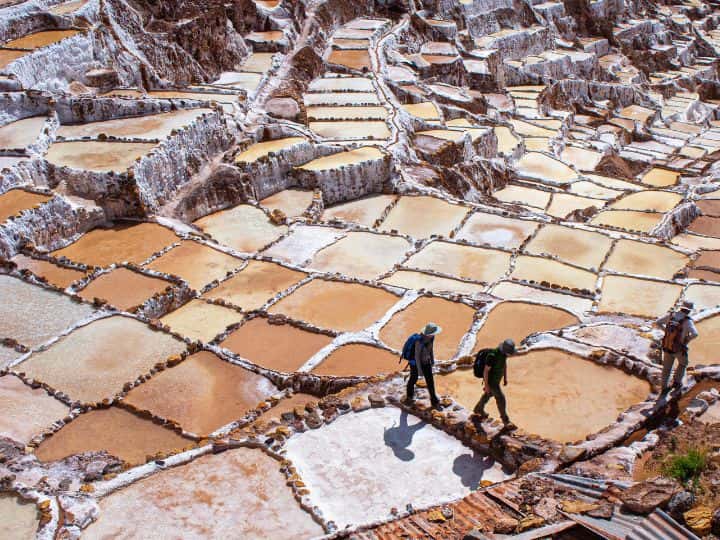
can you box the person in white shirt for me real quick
[658,301,699,394]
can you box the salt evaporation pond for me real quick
[194,204,287,253]
[77,267,171,311]
[45,141,157,172]
[0,116,46,149]
[160,300,243,342]
[57,109,210,140]
[0,189,50,222]
[11,255,86,289]
[286,407,510,528]
[321,194,396,226]
[0,495,38,540]
[312,343,400,377]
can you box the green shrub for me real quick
[662,448,708,487]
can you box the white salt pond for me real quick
[285,407,510,528]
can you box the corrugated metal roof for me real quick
[492,521,577,539]
[627,510,701,540]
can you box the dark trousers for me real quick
[474,383,509,423]
[407,362,439,404]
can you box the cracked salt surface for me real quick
[286,407,510,527]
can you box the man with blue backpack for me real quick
[472,338,517,430]
[401,323,442,409]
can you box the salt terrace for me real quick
[1,0,720,537]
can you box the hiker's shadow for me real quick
[452,451,496,490]
[383,410,426,462]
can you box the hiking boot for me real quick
[503,420,517,431]
[403,395,415,405]
[431,400,442,410]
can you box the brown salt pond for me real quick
[603,239,689,280]
[328,49,371,70]
[401,102,440,120]
[221,318,333,372]
[456,212,538,249]
[82,448,324,540]
[697,199,720,217]
[306,105,387,120]
[77,268,171,311]
[35,407,192,465]
[53,222,178,267]
[546,193,601,219]
[0,494,38,540]
[160,300,243,342]
[689,216,720,237]
[0,116,46,149]
[685,284,720,311]
[309,121,390,139]
[312,343,400,377]
[641,167,680,187]
[590,210,664,233]
[609,191,682,212]
[321,194,396,226]
[234,137,305,163]
[309,76,374,92]
[203,260,305,310]
[0,189,50,222]
[515,152,578,184]
[511,256,597,291]
[695,250,720,271]
[268,279,399,332]
[0,275,95,348]
[380,296,475,360]
[308,231,411,279]
[405,241,511,283]
[524,224,612,269]
[379,196,468,238]
[259,189,314,218]
[145,240,243,290]
[437,349,650,443]
[381,270,486,296]
[0,374,69,445]
[11,255,86,289]
[689,315,720,367]
[124,351,276,435]
[17,316,186,404]
[0,50,27,69]
[559,145,602,172]
[598,275,682,318]
[493,184,551,209]
[49,0,89,14]
[194,204,287,253]
[57,109,209,140]
[473,301,579,350]
[3,29,81,50]
[492,281,593,315]
[297,146,384,170]
[45,141,156,172]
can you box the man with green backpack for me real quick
[472,339,517,430]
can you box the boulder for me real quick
[621,477,679,514]
[667,490,696,521]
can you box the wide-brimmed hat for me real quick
[422,323,442,336]
[499,339,516,355]
[680,301,694,312]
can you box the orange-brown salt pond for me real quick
[603,239,689,280]
[379,196,468,238]
[145,240,243,290]
[321,194,396,226]
[82,448,324,539]
[17,316,186,404]
[0,116,46,149]
[525,224,611,269]
[3,30,81,50]
[0,189,50,222]
[598,276,681,318]
[77,268,171,311]
[380,296,475,360]
[221,318,333,372]
[124,351,276,436]
[0,494,39,540]
[268,279,399,332]
[194,204,287,253]
[52,222,178,267]
[11,255,86,289]
[405,241,511,283]
[328,49,371,70]
[690,315,720,367]
[56,109,210,140]
[0,374,69,445]
[203,260,305,310]
[474,301,578,350]
[160,300,243,343]
[312,343,399,377]
[35,407,192,465]
[45,141,156,172]
[437,349,650,443]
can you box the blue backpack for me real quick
[401,333,422,366]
